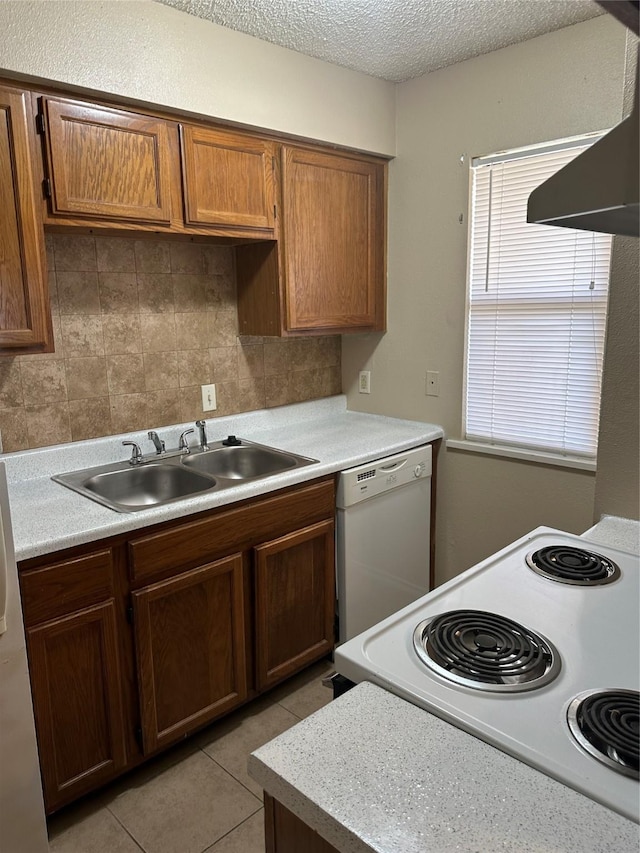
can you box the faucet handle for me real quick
[179,428,195,452]
[122,440,143,466]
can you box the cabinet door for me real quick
[254,519,334,691]
[132,554,247,753]
[26,601,127,812]
[41,97,173,222]
[180,124,276,230]
[281,146,385,332]
[0,85,51,352]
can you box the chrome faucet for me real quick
[179,428,195,452]
[148,431,165,455]
[195,420,209,451]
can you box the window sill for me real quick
[445,439,596,472]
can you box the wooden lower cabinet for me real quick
[19,476,336,813]
[265,794,341,853]
[255,519,335,691]
[132,553,247,753]
[25,601,127,812]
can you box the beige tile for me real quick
[134,239,171,273]
[172,274,217,312]
[48,270,59,316]
[61,315,104,357]
[170,242,205,274]
[237,344,264,380]
[103,316,142,355]
[57,271,101,315]
[215,378,264,417]
[110,394,147,433]
[210,309,239,347]
[179,385,211,422]
[0,360,23,407]
[178,350,211,387]
[210,347,238,383]
[209,273,236,306]
[292,338,318,372]
[137,273,174,314]
[265,373,293,408]
[69,398,113,442]
[99,273,139,314]
[48,802,142,853]
[25,403,71,448]
[175,313,212,351]
[143,352,179,391]
[269,660,333,719]
[289,368,321,403]
[96,237,137,273]
[144,389,182,428]
[45,233,55,271]
[264,340,295,377]
[140,314,176,353]
[203,246,234,276]
[206,810,264,853]
[317,335,341,367]
[199,698,298,798]
[0,409,29,452]
[107,750,260,853]
[21,361,67,406]
[66,357,109,400]
[107,355,145,395]
[323,365,342,396]
[53,234,97,271]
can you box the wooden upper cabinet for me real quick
[281,146,385,332]
[0,85,52,353]
[180,125,276,231]
[40,97,173,223]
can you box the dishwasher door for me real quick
[336,445,431,644]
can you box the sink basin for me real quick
[52,438,318,512]
[182,444,302,480]
[53,462,217,512]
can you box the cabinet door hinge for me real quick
[42,178,52,199]
[126,604,134,624]
[35,112,46,136]
[134,726,143,751]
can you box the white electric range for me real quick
[335,526,639,824]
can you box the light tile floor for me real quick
[47,660,333,853]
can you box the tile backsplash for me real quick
[0,234,341,452]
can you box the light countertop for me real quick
[249,681,639,853]
[2,396,442,562]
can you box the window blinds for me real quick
[465,140,613,458]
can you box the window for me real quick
[463,136,613,462]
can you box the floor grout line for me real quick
[200,808,265,853]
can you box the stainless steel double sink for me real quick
[52,439,318,513]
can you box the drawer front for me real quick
[20,549,114,627]
[129,477,335,585]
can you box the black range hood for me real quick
[527,51,639,237]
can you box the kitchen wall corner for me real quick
[0,233,341,452]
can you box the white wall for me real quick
[0,0,395,155]
[343,15,632,582]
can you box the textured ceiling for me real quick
[154,0,604,82]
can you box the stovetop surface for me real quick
[335,526,640,823]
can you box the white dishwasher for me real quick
[336,444,432,644]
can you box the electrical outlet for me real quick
[359,370,371,394]
[201,383,217,411]
[426,371,440,397]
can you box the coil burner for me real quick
[526,545,620,585]
[567,689,640,779]
[412,609,560,692]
